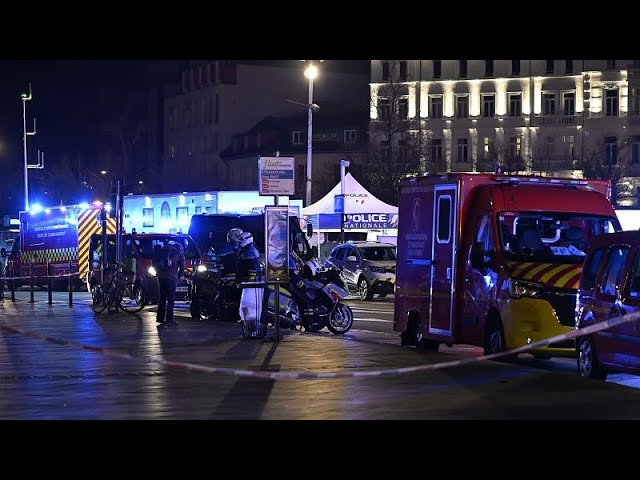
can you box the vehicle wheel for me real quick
[120,283,147,313]
[326,303,354,334]
[358,277,373,301]
[92,285,107,314]
[378,292,387,298]
[415,322,439,353]
[484,316,510,359]
[577,336,607,380]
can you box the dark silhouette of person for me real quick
[154,242,185,327]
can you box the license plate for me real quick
[176,287,188,292]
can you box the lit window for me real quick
[457,138,469,162]
[456,95,469,118]
[430,96,443,119]
[543,92,556,115]
[482,94,495,117]
[378,97,391,120]
[563,135,575,158]
[509,93,522,116]
[606,89,619,117]
[563,92,575,115]
[510,137,522,157]
[399,97,409,119]
[431,138,443,162]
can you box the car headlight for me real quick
[508,278,544,299]
[148,266,157,277]
[370,266,386,273]
[197,264,207,273]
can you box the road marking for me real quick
[354,317,393,323]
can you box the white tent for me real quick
[303,173,398,215]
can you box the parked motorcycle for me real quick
[262,265,354,335]
[190,268,241,322]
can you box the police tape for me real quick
[0,268,102,282]
[1,309,639,380]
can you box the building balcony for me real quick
[533,114,581,126]
[628,113,640,126]
[531,156,580,172]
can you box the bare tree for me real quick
[479,145,525,175]
[97,90,148,183]
[580,136,631,205]
[368,62,424,205]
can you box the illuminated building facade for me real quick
[370,60,640,205]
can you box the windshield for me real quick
[358,246,397,261]
[499,212,620,263]
[135,236,201,259]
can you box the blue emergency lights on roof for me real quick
[78,202,91,210]
[30,204,43,214]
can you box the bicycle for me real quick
[92,262,147,314]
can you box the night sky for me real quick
[0,60,369,215]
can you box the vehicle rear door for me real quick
[430,184,458,336]
[619,246,640,370]
[596,244,631,365]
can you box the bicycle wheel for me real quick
[120,282,147,313]
[107,284,121,314]
[92,285,108,314]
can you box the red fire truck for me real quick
[394,173,621,358]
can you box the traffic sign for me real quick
[258,157,295,196]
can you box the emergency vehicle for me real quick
[394,173,621,358]
[8,204,116,289]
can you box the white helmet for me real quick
[239,231,254,248]
[227,228,244,246]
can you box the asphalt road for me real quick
[343,294,640,390]
[1,290,640,420]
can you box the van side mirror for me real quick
[470,242,493,269]
[307,223,313,238]
[346,255,357,262]
[311,246,318,258]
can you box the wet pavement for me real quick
[1,291,640,419]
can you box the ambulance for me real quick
[394,173,621,358]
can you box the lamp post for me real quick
[304,61,319,207]
[340,159,350,244]
[21,84,36,211]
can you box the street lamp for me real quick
[21,84,36,211]
[304,61,320,207]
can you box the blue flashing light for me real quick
[78,202,91,210]
[30,203,43,214]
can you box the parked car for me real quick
[325,241,396,300]
[575,230,640,380]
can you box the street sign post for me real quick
[258,156,295,196]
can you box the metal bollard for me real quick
[29,261,35,303]
[68,260,73,307]
[10,261,15,302]
[47,261,53,305]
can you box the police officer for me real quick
[236,231,264,335]
[218,228,243,280]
